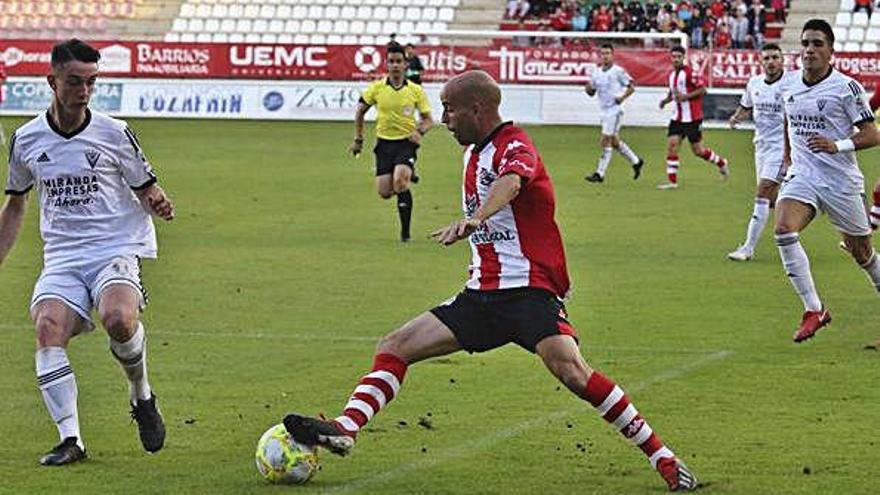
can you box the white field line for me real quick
[323,350,733,494]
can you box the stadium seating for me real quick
[833,0,878,52]
[0,0,137,39]
[166,0,461,44]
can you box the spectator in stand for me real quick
[571,4,589,31]
[853,0,873,19]
[730,9,749,48]
[714,21,732,48]
[550,5,573,30]
[506,0,531,20]
[530,0,556,18]
[657,4,675,32]
[677,1,693,27]
[689,8,706,48]
[609,0,627,26]
[770,0,785,22]
[710,0,727,19]
[627,1,648,31]
[732,0,747,17]
[592,4,613,32]
[644,0,661,30]
[747,0,766,48]
[702,12,717,45]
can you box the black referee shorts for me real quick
[667,120,703,143]
[430,287,578,354]
[374,138,418,177]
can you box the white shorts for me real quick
[599,110,623,136]
[755,153,785,184]
[778,172,871,236]
[31,254,148,331]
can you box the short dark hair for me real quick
[599,43,614,51]
[51,39,100,70]
[802,18,834,45]
[670,45,686,55]
[761,42,782,52]
[387,42,405,57]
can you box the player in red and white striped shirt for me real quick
[658,45,729,189]
[283,71,698,492]
[0,58,7,147]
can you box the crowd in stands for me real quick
[504,0,789,49]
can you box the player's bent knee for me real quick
[100,307,138,338]
[34,314,68,347]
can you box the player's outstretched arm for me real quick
[430,174,522,246]
[0,194,27,265]
[584,81,596,97]
[807,121,879,154]
[136,184,174,221]
[728,106,752,129]
[659,91,672,109]
[350,101,370,156]
[783,116,791,170]
[615,83,634,104]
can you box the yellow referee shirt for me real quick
[361,77,431,140]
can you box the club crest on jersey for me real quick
[817,99,827,111]
[84,149,101,169]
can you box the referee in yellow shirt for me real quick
[350,42,433,242]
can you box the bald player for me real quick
[282,71,699,492]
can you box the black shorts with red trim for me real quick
[430,287,578,354]
[667,119,703,143]
[374,138,418,176]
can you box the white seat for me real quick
[849,26,865,41]
[212,32,229,42]
[284,19,301,32]
[431,21,447,31]
[862,42,877,52]
[308,5,324,18]
[341,6,356,18]
[428,0,443,6]
[405,7,420,21]
[291,5,307,19]
[261,33,278,43]
[834,41,844,51]
[204,18,220,32]
[415,21,431,33]
[195,4,211,17]
[235,18,252,32]
[293,33,309,44]
[229,4,243,17]
[189,18,205,32]
[357,6,372,19]
[358,34,376,44]
[196,32,212,42]
[389,6,404,19]
[438,7,454,22]
[317,19,333,33]
[301,19,317,33]
[245,33,261,43]
[333,20,349,34]
[278,5,291,17]
[835,12,851,27]
[342,34,358,44]
[840,0,855,9]
[164,32,181,42]
[180,32,196,42]
[872,14,880,26]
[380,0,394,5]
[269,19,284,33]
[843,41,860,51]
[220,19,236,32]
[382,21,398,34]
[444,0,460,6]
[229,33,245,42]
[833,26,848,41]
[244,4,259,18]
[172,18,187,31]
[179,4,195,17]
[327,34,342,44]
[211,4,228,17]
[325,5,340,18]
[397,0,412,6]
[260,5,276,18]
[852,12,869,27]
[372,6,388,19]
[253,19,268,33]
[364,0,379,5]
[422,7,437,21]
[866,27,880,42]
[399,20,414,34]
[278,33,294,44]
[349,20,366,34]
[309,33,326,44]
[366,20,381,34]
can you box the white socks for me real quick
[36,347,83,448]
[616,141,640,165]
[742,198,771,251]
[596,147,613,176]
[775,232,822,312]
[860,250,880,292]
[110,322,152,403]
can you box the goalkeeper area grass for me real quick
[1,117,878,494]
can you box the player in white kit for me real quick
[0,40,174,465]
[774,20,880,343]
[584,44,645,183]
[727,43,787,261]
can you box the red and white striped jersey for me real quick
[668,66,704,122]
[461,122,570,297]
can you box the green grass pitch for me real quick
[0,117,878,494]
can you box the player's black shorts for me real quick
[430,287,578,354]
[667,120,703,143]
[374,138,418,176]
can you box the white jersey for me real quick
[782,68,875,192]
[590,64,633,112]
[6,109,158,267]
[740,73,786,166]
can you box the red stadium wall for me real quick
[2,40,878,89]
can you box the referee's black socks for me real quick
[397,190,413,241]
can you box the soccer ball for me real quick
[254,423,319,484]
